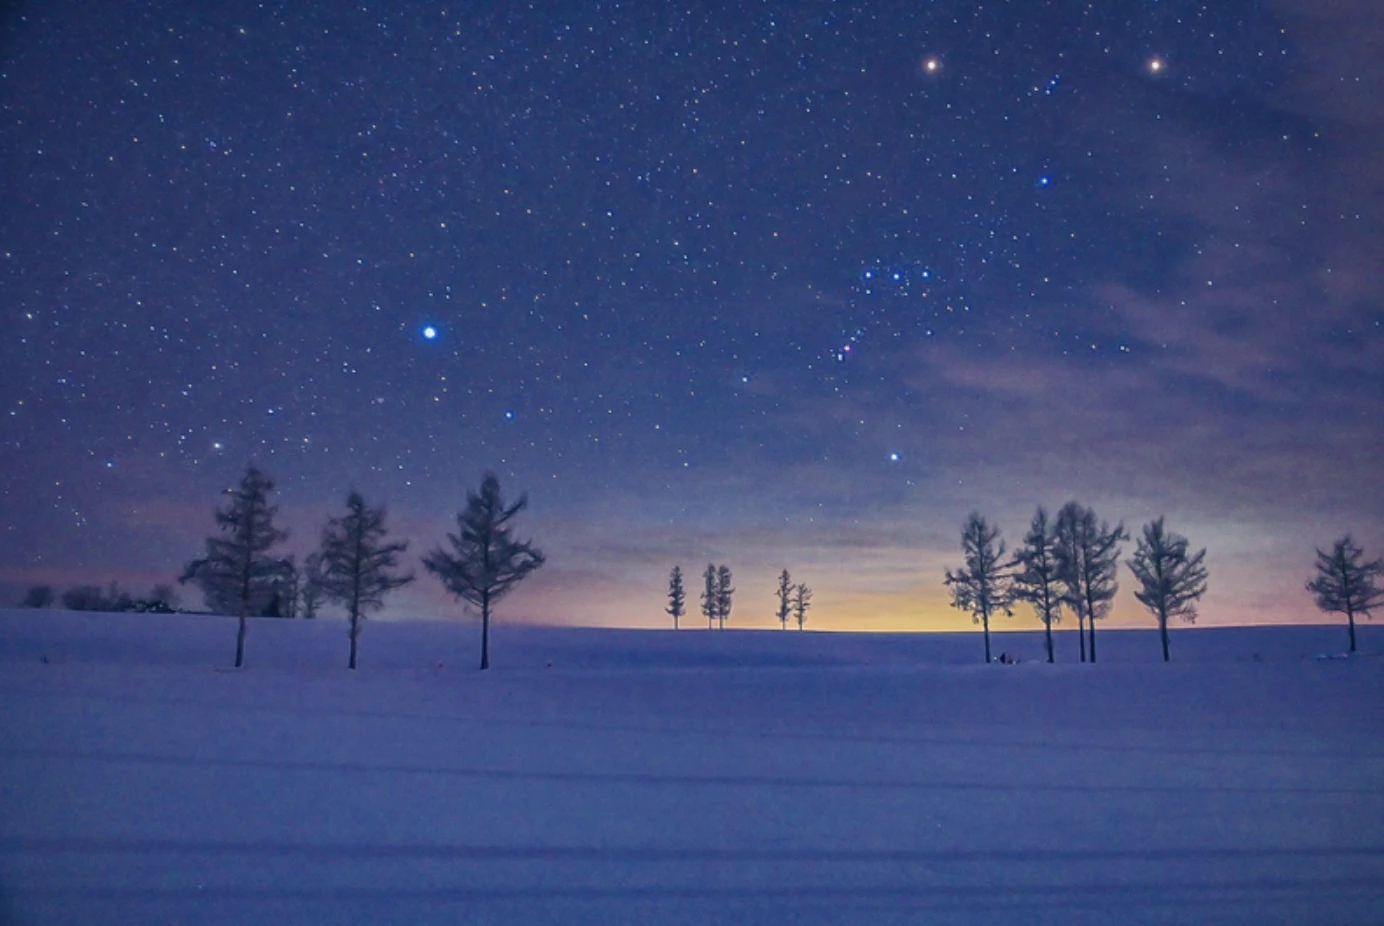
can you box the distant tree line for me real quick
[18,582,180,614]
[661,565,812,631]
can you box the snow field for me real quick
[1,611,1382,925]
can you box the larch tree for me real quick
[716,565,734,629]
[1306,535,1383,654]
[423,473,544,670]
[1011,507,1063,663]
[792,583,812,630]
[666,565,686,630]
[1053,501,1126,664]
[700,564,718,629]
[943,512,1013,663]
[775,569,793,629]
[1127,517,1209,663]
[320,491,414,669]
[179,465,292,668]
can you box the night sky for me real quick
[3,1,1381,631]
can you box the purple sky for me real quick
[2,0,1380,631]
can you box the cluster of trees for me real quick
[947,503,1383,662]
[177,466,542,670]
[945,502,1205,663]
[663,565,812,630]
[775,569,812,630]
[18,582,180,614]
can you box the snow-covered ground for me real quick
[2,610,1381,925]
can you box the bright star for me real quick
[923,58,941,74]
[889,452,900,463]
[1148,57,1165,74]
[422,325,438,340]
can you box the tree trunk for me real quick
[1077,611,1086,662]
[982,612,991,663]
[1087,596,1098,664]
[1044,617,1054,663]
[1160,613,1170,663]
[1347,605,1357,653]
[234,613,247,668]
[480,593,491,670]
[349,609,359,670]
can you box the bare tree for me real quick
[320,491,414,669]
[665,565,686,629]
[1306,535,1383,654]
[423,473,544,670]
[19,585,55,608]
[716,565,734,629]
[793,583,812,630]
[179,467,291,667]
[700,564,717,629]
[1054,502,1126,664]
[1127,518,1209,662]
[775,569,793,629]
[1012,507,1062,663]
[944,512,1013,663]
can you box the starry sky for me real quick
[2,0,1381,632]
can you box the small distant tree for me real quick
[666,566,686,630]
[1306,535,1383,654]
[60,582,133,612]
[775,569,793,629]
[792,583,812,630]
[1012,507,1062,663]
[61,585,104,611]
[20,585,55,608]
[179,466,292,668]
[944,512,1013,663]
[700,564,717,629]
[321,491,415,669]
[423,473,544,670]
[716,565,734,629]
[148,584,179,612]
[299,551,325,619]
[1127,518,1209,662]
[1054,501,1126,664]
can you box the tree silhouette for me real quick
[320,491,414,669]
[299,551,325,619]
[944,512,1013,663]
[700,564,717,629]
[775,569,793,629]
[792,583,812,630]
[1054,502,1126,664]
[1306,535,1383,653]
[19,585,54,608]
[1127,518,1208,662]
[179,466,291,667]
[1012,507,1062,663]
[666,565,686,629]
[423,473,544,670]
[716,565,734,629]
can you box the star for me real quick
[422,325,438,340]
[1147,57,1166,75]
